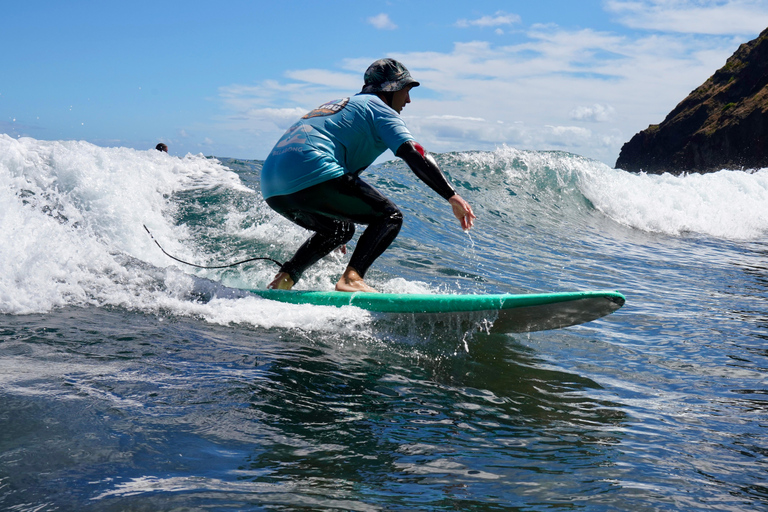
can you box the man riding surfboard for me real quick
[260,58,475,292]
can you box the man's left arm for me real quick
[396,141,475,230]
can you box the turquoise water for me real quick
[1,135,767,510]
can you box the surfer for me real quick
[260,58,475,293]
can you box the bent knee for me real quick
[337,223,355,244]
[386,208,404,228]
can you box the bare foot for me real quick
[335,267,378,293]
[267,272,294,290]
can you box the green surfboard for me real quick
[249,289,626,333]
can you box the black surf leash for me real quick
[143,224,284,270]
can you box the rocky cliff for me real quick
[615,28,768,173]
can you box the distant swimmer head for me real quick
[155,143,168,152]
[361,58,420,94]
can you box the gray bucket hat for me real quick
[361,58,420,93]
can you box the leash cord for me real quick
[143,225,284,269]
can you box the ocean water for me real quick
[1,133,767,511]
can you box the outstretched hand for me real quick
[448,194,476,231]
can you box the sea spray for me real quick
[581,166,768,239]
[3,135,767,325]
[0,136,371,333]
[450,144,768,240]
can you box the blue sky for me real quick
[3,0,768,165]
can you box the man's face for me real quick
[391,85,413,114]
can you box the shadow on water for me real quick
[236,324,628,509]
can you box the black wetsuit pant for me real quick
[265,174,403,284]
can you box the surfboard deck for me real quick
[248,289,626,333]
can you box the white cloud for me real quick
[284,69,360,90]
[413,114,526,148]
[368,13,397,30]
[606,0,768,35]
[217,69,360,120]
[546,125,592,138]
[570,104,616,122]
[385,25,743,163]
[213,14,759,164]
[242,107,308,129]
[218,80,309,112]
[426,114,487,122]
[456,11,521,28]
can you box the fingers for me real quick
[463,204,476,229]
[449,195,476,230]
[459,200,475,229]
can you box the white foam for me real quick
[0,135,377,332]
[454,145,768,240]
[5,134,764,324]
[580,166,768,240]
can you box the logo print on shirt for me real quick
[276,124,311,148]
[302,98,350,119]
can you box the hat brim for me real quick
[361,78,420,94]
